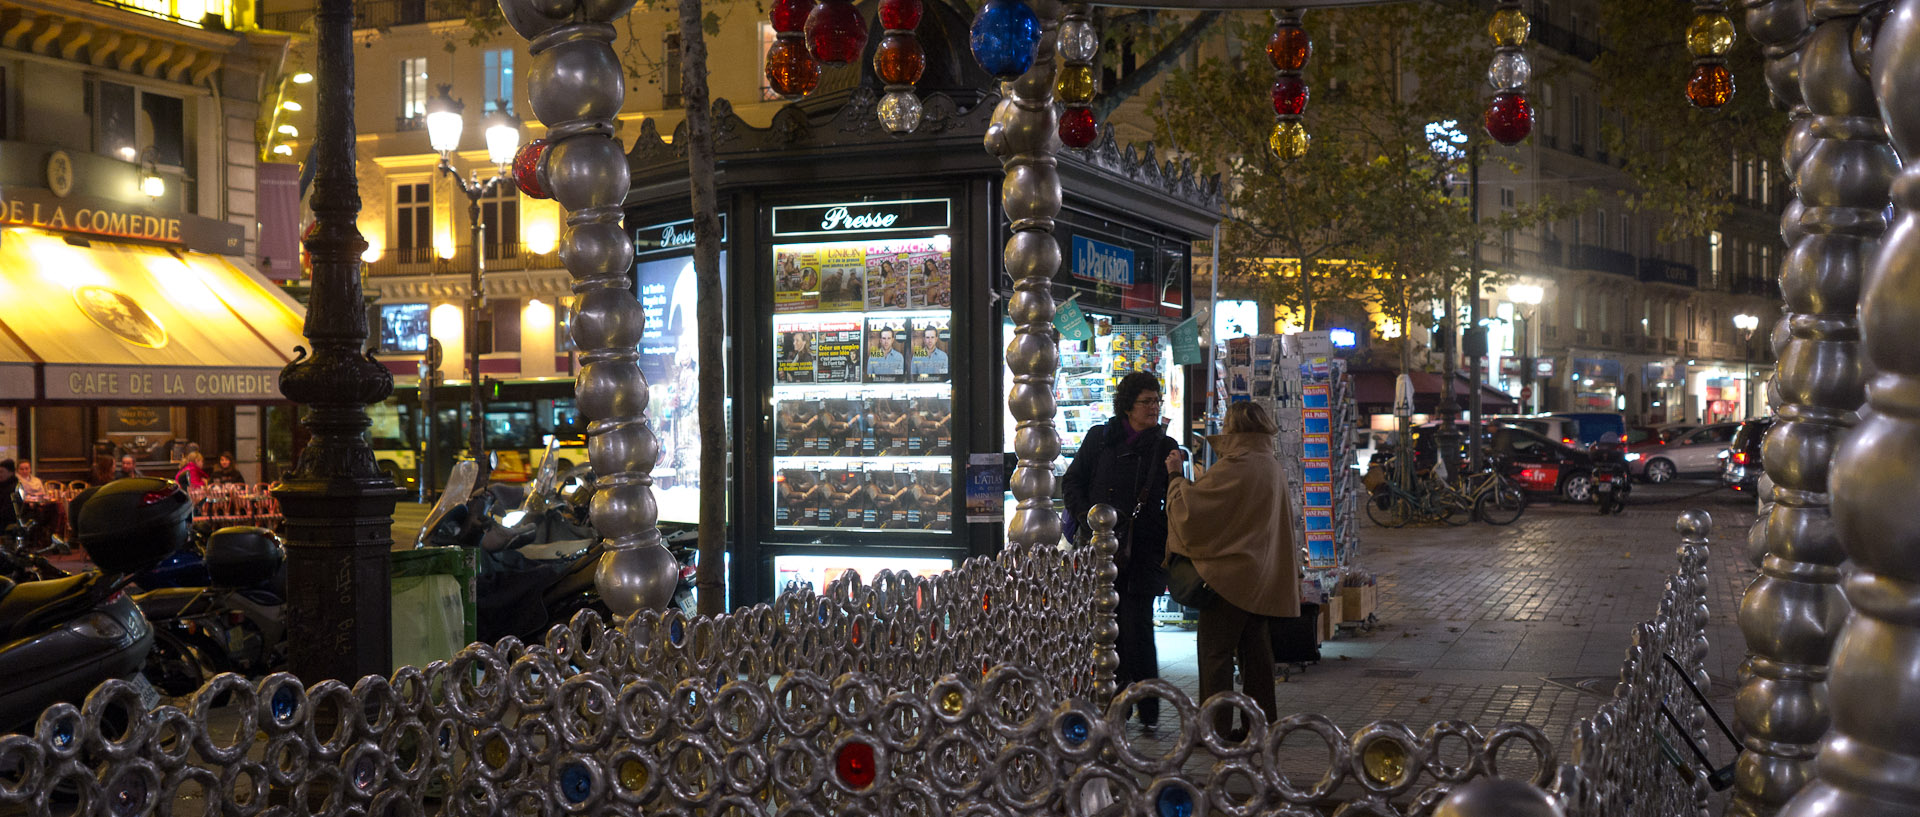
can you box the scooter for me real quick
[1,492,70,584]
[0,478,191,734]
[1591,439,1631,515]
[422,454,610,644]
[131,527,287,696]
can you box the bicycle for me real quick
[1431,463,1527,525]
[1365,472,1466,528]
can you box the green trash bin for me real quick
[389,547,477,669]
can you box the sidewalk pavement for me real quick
[1135,481,1758,789]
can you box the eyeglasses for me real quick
[1134,398,1164,408]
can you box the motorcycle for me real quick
[0,478,190,733]
[1590,438,1631,515]
[422,453,610,644]
[1,491,70,584]
[131,526,287,696]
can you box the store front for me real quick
[0,208,305,481]
[624,40,1216,603]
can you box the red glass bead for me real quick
[835,742,877,789]
[879,0,922,31]
[1271,76,1308,116]
[1484,91,1533,145]
[1059,107,1097,148]
[1267,25,1310,71]
[1686,63,1734,108]
[771,0,814,33]
[850,619,862,645]
[874,33,925,85]
[806,0,868,65]
[766,38,820,97]
[512,138,550,199]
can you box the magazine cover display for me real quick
[770,235,957,534]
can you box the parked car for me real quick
[1487,425,1597,502]
[1625,424,1696,446]
[1489,412,1627,449]
[1722,417,1773,493]
[1628,422,1739,483]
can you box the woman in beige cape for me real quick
[1165,401,1301,736]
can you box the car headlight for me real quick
[1624,453,1641,462]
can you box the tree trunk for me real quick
[678,0,727,616]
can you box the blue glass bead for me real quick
[669,618,686,645]
[1062,713,1090,745]
[1156,784,1195,817]
[561,763,593,802]
[111,774,147,816]
[352,754,377,790]
[970,0,1040,78]
[52,719,73,748]
[271,686,297,723]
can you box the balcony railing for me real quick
[365,243,559,277]
[1571,243,1637,277]
[258,0,464,31]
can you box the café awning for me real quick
[1350,368,1519,413]
[0,227,306,402]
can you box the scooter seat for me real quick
[0,573,103,640]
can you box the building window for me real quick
[1539,82,1554,142]
[1571,92,1584,150]
[1620,216,1631,254]
[400,57,429,125]
[1597,210,1607,248]
[1760,160,1772,206]
[1760,245,1773,282]
[1573,290,1586,330]
[556,297,576,352]
[481,185,519,260]
[759,23,783,101]
[1664,302,1675,338]
[1731,152,1740,194]
[1745,158,1758,201]
[395,182,432,262]
[1709,230,1723,288]
[483,50,513,112]
[1500,187,1515,208]
[663,32,683,106]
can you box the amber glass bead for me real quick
[1686,63,1734,108]
[874,33,924,85]
[765,38,820,97]
[1269,120,1309,160]
[1055,65,1097,104]
[1266,25,1310,71]
[1686,14,1735,57]
[1488,9,1530,46]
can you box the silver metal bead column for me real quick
[987,0,1064,551]
[1730,2,1895,812]
[1777,4,1920,815]
[500,0,677,615]
[1088,503,1121,701]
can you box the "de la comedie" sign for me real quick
[0,190,244,254]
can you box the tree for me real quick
[675,0,727,616]
[1592,0,1784,240]
[1152,4,1570,363]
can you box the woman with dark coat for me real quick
[1064,370,1178,729]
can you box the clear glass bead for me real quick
[878,90,924,133]
[1487,51,1530,91]
[1059,20,1098,63]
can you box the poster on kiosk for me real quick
[766,198,960,592]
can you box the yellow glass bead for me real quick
[940,690,964,714]
[619,758,648,790]
[1269,121,1309,161]
[484,736,509,768]
[1055,65,1097,104]
[1488,9,1530,47]
[1686,14,1736,57]
[1361,740,1410,786]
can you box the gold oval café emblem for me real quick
[74,285,168,348]
[47,150,73,198]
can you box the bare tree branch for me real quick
[1093,11,1222,120]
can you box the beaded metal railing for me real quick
[0,511,1723,817]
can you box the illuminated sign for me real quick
[1070,235,1135,286]
[769,199,951,237]
[633,215,728,257]
[44,366,283,401]
[0,190,243,254]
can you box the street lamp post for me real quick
[1734,312,1759,419]
[426,89,520,483]
[1509,284,1544,414]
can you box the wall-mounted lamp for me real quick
[139,148,165,199]
[292,72,314,84]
